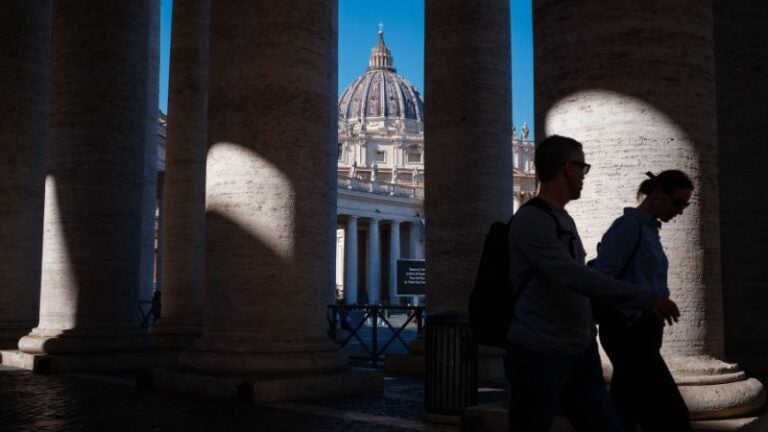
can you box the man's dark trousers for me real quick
[505,340,623,432]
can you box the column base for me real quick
[152,366,383,403]
[18,331,153,355]
[666,356,766,420]
[150,322,202,350]
[0,348,177,373]
[0,326,31,350]
[177,334,349,375]
[601,353,766,420]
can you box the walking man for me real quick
[505,135,681,431]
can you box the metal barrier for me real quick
[138,300,158,328]
[327,304,425,367]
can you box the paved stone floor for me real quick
[0,364,504,432]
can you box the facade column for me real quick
[343,216,359,304]
[177,0,347,375]
[407,221,424,260]
[151,0,210,348]
[714,0,768,378]
[18,1,157,356]
[424,0,513,313]
[534,0,763,419]
[0,1,52,348]
[366,218,381,304]
[388,220,401,305]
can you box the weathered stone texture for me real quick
[535,0,722,358]
[0,1,51,347]
[534,0,764,418]
[153,0,211,346]
[714,0,768,377]
[178,0,346,374]
[19,1,155,354]
[424,0,512,313]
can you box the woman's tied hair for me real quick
[637,170,694,201]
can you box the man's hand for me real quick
[652,295,680,325]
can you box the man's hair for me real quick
[534,135,583,182]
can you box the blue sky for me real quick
[159,0,534,136]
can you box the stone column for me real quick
[366,218,381,304]
[154,172,164,291]
[424,0,513,313]
[139,0,160,304]
[18,1,156,356]
[0,1,51,348]
[388,220,401,305]
[714,0,768,378]
[534,0,764,419]
[408,221,424,260]
[177,0,346,375]
[344,216,359,304]
[151,0,210,348]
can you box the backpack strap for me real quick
[508,197,575,308]
[523,197,577,258]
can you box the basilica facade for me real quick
[333,30,536,306]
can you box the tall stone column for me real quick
[344,216,359,304]
[139,0,161,304]
[177,0,347,375]
[714,0,768,378]
[366,218,381,304]
[424,0,513,313]
[0,1,51,348]
[534,0,764,419]
[152,0,210,349]
[388,220,401,305]
[18,1,156,356]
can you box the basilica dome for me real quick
[338,30,424,122]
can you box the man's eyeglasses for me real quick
[569,160,591,175]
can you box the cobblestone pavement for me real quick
[0,365,501,432]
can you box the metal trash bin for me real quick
[425,311,478,418]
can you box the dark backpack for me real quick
[468,198,569,347]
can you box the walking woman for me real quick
[592,170,694,432]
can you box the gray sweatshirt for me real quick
[506,202,656,355]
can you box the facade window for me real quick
[375,150,386,162]
[407,152,422,163]
[338,143,343,161]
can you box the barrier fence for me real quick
[327,304,425,367]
